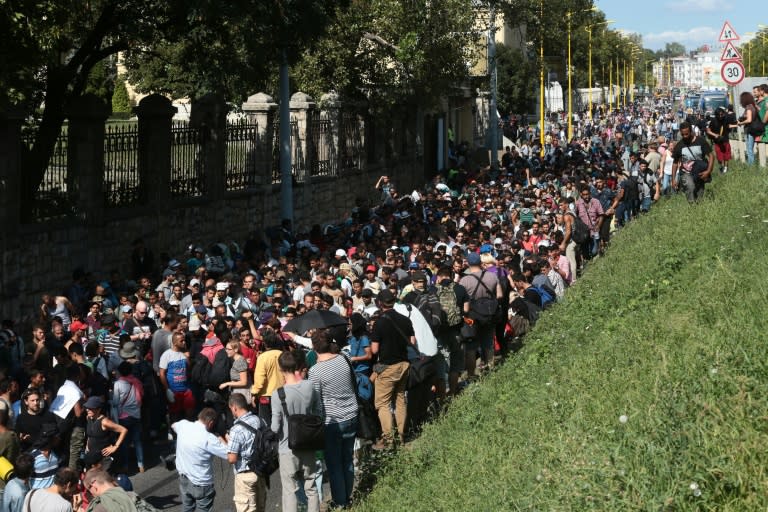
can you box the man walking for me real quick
[370,289,413,448]
[227,393,268,512]
[271,351,321,512]
[172,408,229,512]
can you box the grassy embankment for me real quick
[354,163,768,511]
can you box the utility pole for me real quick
[488,3,499,171]
[279,49,293,226]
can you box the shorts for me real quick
[168,389,196,416]
[714,141,731,162]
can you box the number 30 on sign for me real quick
[721,60,745,85]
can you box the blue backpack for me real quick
[530,285,555,309]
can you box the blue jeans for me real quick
[746,133,756,164]
[323,417,357,507]
[119,416,144,469]
[180,474,215,512]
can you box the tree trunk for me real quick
[20,70,68,222]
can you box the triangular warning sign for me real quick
[720,41,742,61]
[718,21,739,42]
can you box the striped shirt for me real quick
[29,449,60,489]
[307,355,358,425]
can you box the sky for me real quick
[596,0,764,52]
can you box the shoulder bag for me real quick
[276,387,325,451]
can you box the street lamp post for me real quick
[539,0,544,157]
[609,57,613,111]
[585,20,614,119]
[759,26,768,75]
[567,12,572,141]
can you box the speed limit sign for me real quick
[721,60,745,85]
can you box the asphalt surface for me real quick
[130,440,282,511]
[130,438,331,511]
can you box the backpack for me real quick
[436,282,463,327]
[468,272,500,326]
[207,348,232,389]
[189,352,212,387]
[621,175,639,205]
[411,289,442,333]
[530,285,555,309]
[235,418,280,477]
[568,211,590,244]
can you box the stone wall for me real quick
[0,92,423,325]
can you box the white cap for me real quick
[189,278,200,287]
[215,282,228,291]
[493,238,503,245]
[335,249,346,258]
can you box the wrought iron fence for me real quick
[170,123,205,197]
[340,113,364,172]
[225,119,259,191]
[104,123,141,207]
[308,117,335,178]
[271,119,300,184]
[21,129,77,221]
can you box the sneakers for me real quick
[723,165,728,174]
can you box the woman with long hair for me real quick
[307,330,358,508]
[737,91,759,165]
[219,340,251,403]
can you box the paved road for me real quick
[131,439,328,511]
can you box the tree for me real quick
[0,0,340,220]
[291,0,480,113]
[496,44,536,115]
[111,76,132,114]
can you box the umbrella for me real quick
[283,309,348,335]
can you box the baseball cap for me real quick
[189,278,200,287]
[411,271,427,282]
[120,305,133,313]
[215,282,228,291]
[467,253,481,265]
[365,265,377,273]
[335,249,347,258]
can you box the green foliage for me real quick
[111,76,132,114]
[291,0,480,111]
[85,59,114,107]
[353,163,768,511]
[496,44,535,114]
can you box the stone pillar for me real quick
[241,92,277,186]
[135,94,176,211]
[67,94,110,225]
[0,108,25,234]
[290,92,316,182]
[191,93,228,200]
[320,92,341,176]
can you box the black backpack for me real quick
[207,348,232,389]
[411,289,442,333]
[189,352,212,387]
[567,212,590,244]
[235,418,280,478]
[622,175,639,205]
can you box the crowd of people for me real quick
[0,93,760,512]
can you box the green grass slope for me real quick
[354,164,768,512]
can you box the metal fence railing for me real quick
[225,119,259,191]
[308,117,335,178]
[271,119,300,184]
[341,113,364,173]
[170,123,205,198]
[104,123,141,207]
[21,129,77,220]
